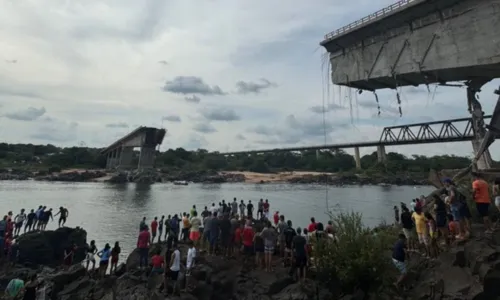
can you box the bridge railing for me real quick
[323,0,417,41]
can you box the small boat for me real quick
[173,181,188,186]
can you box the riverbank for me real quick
[0,168,432,186]
[2,223,497,299]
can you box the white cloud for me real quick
[0,0,499,158]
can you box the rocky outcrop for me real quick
[35,171,106,182]
[16,227,87,267]
[0,168,32,180]
[287,173,428,186]
[162,170,245,184]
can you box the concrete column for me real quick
[119,146,134,169]
[354,147,361,169]
[315,150,320,160]
[377,145,386,163]
[106,152,111,169]
[468,82,492,170]
[138,146,155,170]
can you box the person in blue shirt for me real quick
[392,233,407,288]
[97,243,111,278]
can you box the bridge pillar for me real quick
[119,146,134,169]
[354,147,361,169]
[468,82,493,170]
[376,145,386,164]
[316,150,320,160]
[106,149,120,169]
[138,146,155,170]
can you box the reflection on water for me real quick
[0,181,433,260]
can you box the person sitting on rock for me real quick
[391,233,408,289]
[110,242,121,274]
[4,275,25,299]
[97,243,111,278]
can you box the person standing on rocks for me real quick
[201,206,210,219]
[190,205,197,217]
[239,200,245,218]
[40,208,53,231]
[168,244,181,296]
[392,233,408,289]
[25,209,36,233]
[231,199,238,217]
[0,215,7,237]
[472,172,493,234]
[189,211,201,248]
[151,217,158,243]
[283,220,296,267]
[139,217,147,232]
[158,215,164,242]
[85,240,97,271]
[97,243,111,277]
[257,199,264,219]
[247,200,254,219]
[260,221,278,272]
[14,209,26,236]
[277,215,287,257]
[137,225,151,270]
[263,199,270,220]
[443,178,469,239]
[219,213,232,257]
[292,227,307,282]
[63,241,77,270]
[110,242,121,274]
[184,240,196,292]
[164,215,172,241]
[210,203,218,215]
[181,213,191,242]
[400,207,416,252]
[208,212,220,256]
[33,206,43,230]
[54,207,69,228]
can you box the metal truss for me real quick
[379,116,492,144]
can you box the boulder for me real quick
[16,227,87,266]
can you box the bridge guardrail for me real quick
[323,0,417,41]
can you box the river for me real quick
[0,181,433,261]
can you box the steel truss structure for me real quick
[379,115,492,144]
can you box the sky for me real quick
[0,0,499,159]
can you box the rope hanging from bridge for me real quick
[373,91,381,116]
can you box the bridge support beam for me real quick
[138,146,155,170]
[119,146,134,169]
[106,149,120,169]
[377,145,386,164]
[468,80,493,170]
[354,147,361,169]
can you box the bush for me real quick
[312,212,398,295]
[48,165,62,173]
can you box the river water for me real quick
[0,181,433,261]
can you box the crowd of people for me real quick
[391,172,497,289]
[2,197,338,298]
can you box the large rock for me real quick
[16,227,87,266]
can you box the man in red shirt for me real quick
[273,212,280,226]
[151,217,158,243]
[241,221,254,256]
[137,226,151,270]
[150,249,164,275]
[308,218,317,233]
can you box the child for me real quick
[412,208,430,257]
[447,214,459,242]
[424,212,439,258]
[392,233,407,288]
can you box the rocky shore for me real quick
[0,168,430,186]
[1,225,499,299]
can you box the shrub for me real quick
[48,165,62,173]
[312,212,398,295]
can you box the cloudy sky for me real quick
[1,0,499,158]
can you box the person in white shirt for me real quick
[185,241,196,291]
[14,209,26,236]
[169,245,181,295]
[209,203,218,215]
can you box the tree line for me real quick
[0,142,477,174]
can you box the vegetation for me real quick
[0,142,477,174]
[313,212,399,296]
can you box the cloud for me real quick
[309,103,347,113]
[193,122,217,133]
[4,107,46,121]
[105,122,129,128]
[183,135,208,150]
[163,76,225,96]
[201,108,241,121]
[236,78,277,94]
[2,0,500,158]
[162,115,181,122]
[235,133,246,140]
[184,95,201,103]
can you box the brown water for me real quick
[0,181,433,261]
